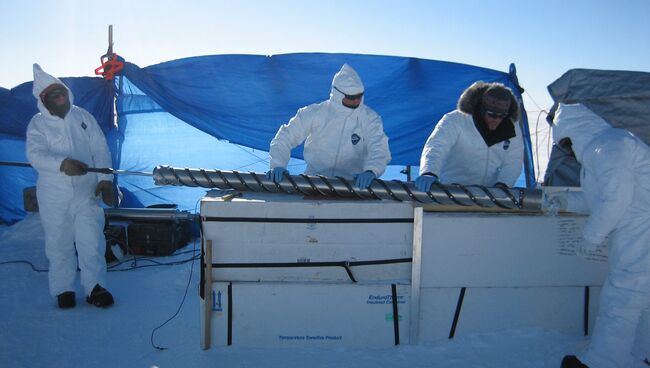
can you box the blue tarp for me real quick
[0,53,534,223]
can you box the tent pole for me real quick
[107,25,113,56]
[509,63,536,187]
[401,165,412,182]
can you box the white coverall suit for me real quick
[419,110,524,187]
[26,65,113,298]
[269,64,391,178]
[553,103,650,368]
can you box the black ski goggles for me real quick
[333,86,364,100]
[43,86,68,102]
[484,109,507,119]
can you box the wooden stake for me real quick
[201,239,213,349]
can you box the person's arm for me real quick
[566,188,589,214]
[581,138,634,244]
[26,119,65,174]
[496,123,525,186]
[362,115,390,177]
[84,110,113,183]
[269,107,313,169]
[419,113,460,177]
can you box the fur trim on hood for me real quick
[457,81,519,122]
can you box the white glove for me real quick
[541,189,568,216]
[576,237,605,259]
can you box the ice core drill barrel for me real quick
[152,165,542,211]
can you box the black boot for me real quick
[86,284,114,308]
[561,355,589,368]
[57,291,76,309]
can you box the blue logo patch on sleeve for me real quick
[81,121,87,130]
[351,133,360,145]
[503,139,510,150]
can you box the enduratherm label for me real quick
[366,294,406,305]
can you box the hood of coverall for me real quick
[552,103,612,164]
[330,64,365,108]
[32,63,74,118]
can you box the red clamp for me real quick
[94,53,124,80]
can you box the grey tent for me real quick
[543,69,650,186]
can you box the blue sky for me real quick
[1,0,649,111]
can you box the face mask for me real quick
[44,98,71,118]
[42,87,71,118]
[558,138,576,159]
[342,100,360,109]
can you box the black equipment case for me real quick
[104,206,193,259]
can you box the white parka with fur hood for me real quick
[419,82,524,186]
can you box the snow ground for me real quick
[0,214,587,368]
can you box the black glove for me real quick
[60,158,88,176]
[95,180,115,207]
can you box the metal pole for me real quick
[1,160,542,210]
[108,25,113,56]
[0,161,152,176]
